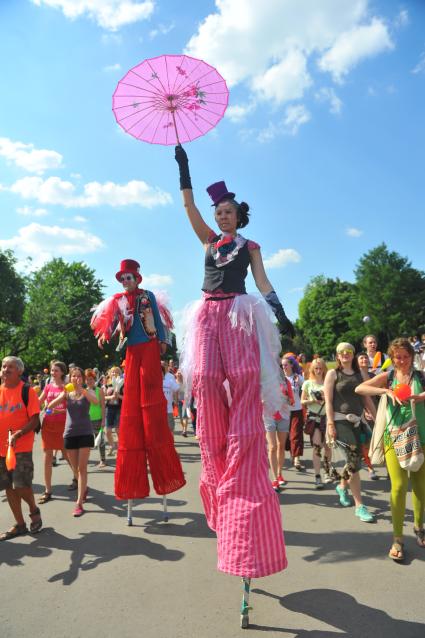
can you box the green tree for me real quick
[0,249,26,358]
[354,244,425,345]
[298,275,359,359]
[13,258,104,371]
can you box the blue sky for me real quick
[1,1,424,344]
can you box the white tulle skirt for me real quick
[179,293,283,418]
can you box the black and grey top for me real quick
[64,395,93,438]
[202,234,255,294]
[332,370,364,417]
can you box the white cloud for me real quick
[346,227,363,237]
[251,49,312,105]
[17,206,48,217]
[73,215,88,222]
[142,273,173,288]
[7,176,172,208]
[31,0,155,31]
[318,18,393,83]
[394,9,409,29]
[149,22,175,40]
[185,1,391,108]
[103,63,121,72]
[0,223,104,268]
[283,105,311,135]
[289,286,304,293]
[412,52,425,75]
[226,102,256,122]
[244,104,310,143]
[0,137,63,174]
[315,87,342,114]
[264,248,301,269]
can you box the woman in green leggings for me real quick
[356,337,425,561]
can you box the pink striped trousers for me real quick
[192,295,287,577]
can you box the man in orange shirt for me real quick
[0,356,42,540]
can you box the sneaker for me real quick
[271,480,280,492]
[315,476,324,490]
[369,470,379,480]
[73,505,84,517]
[336,484,351,507]
[355,504,376,523]
[97,461,107,469]
[277,474,287,487]
[323,472,333,484]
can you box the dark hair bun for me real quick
[237,201,250,228]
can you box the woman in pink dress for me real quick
[38,361,76,503]
[175,145,294,582]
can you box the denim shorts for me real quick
[264,416,290,433]
[0,451,34,490]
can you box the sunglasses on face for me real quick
[120,275,134,282]
[338,350,354,355]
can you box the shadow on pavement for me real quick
[284,528,425,565]
[250,588,425,637]
[0,528,184,585]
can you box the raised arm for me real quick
[250,248,295,338]
[174,145,211,244]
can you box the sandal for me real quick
[67,478,78,491]
[38,492,52,504]
[29,507,43,533]
[0,523,28,541]
[414,528,425,548]
[388,541,405,562]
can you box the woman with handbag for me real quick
[324,343,376,523]
[301,358,333,489]
[355,337,425,561]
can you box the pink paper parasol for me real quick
[112,54,229,145]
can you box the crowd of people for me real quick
[1,331,424,565]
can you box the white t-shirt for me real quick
[162,372,179,413]
[286,374,304,411]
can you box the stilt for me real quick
[240,577,251,629]
[127,499,133,526]
[162,494,168,522]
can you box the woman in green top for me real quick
[356,337,425,561]
[86,369,106,468]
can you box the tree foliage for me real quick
[0,250,26,358]
[354,244,425,345]
[11,258,104,371]
[297,245,425,358]
[298,275,359,359]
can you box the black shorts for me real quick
[106,407,120,429]
[0,451,34,490]
[64,435,95,450]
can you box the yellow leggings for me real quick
[385,445,425,537]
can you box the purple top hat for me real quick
[206,181,236,206]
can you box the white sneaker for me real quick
[323,472,333,484]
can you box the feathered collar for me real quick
[211,233,247,268]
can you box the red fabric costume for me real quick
[91,259,185,499]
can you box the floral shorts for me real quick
[0,451,34,490]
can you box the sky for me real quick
[1,0,424,346]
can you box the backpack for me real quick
[21,383,42,434]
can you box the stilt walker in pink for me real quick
[175,145,295,627]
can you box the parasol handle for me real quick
[171,109,180,145]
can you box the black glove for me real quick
[174,144,192,190]
[264,291,295,338]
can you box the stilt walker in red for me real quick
[91,259,185,499]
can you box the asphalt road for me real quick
[1,427,424,638]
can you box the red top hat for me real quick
[115,259,142,284]
[206,181,235,206]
